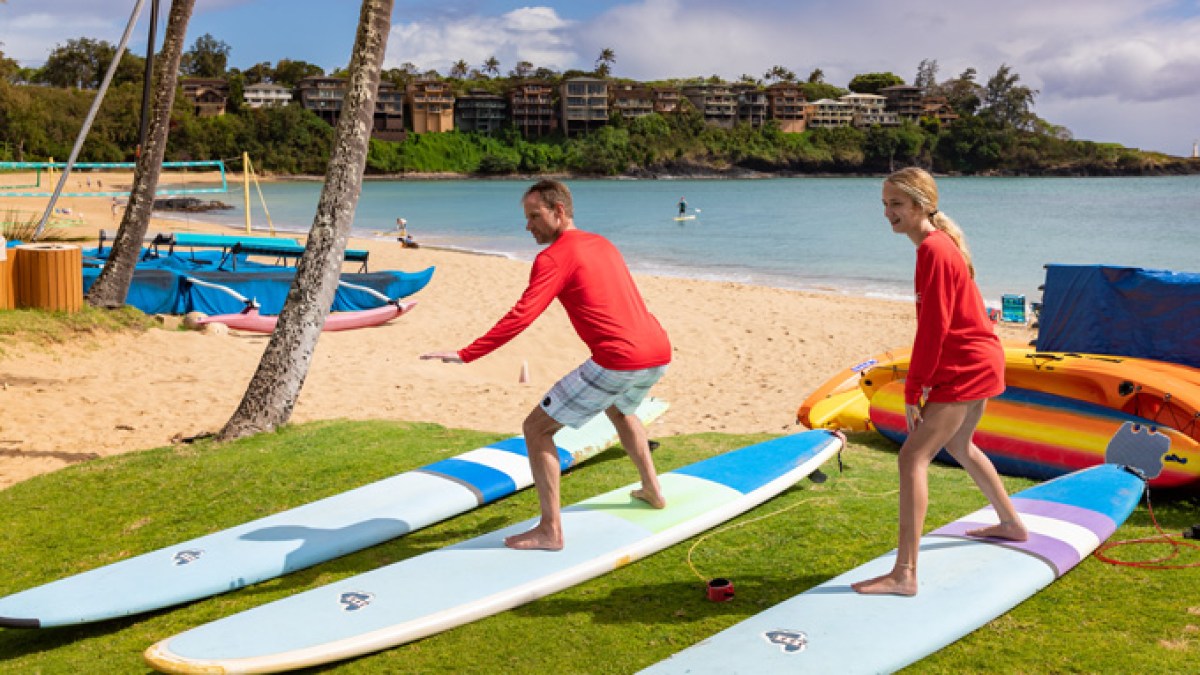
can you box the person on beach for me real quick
[852,167,1027,597]
[395,218,418,248]
[421,179,671,551]
[678,196,687,217]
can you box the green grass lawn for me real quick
[0,422,1196,673]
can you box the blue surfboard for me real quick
[0,399,668,628]
[640,463,1145,674]
[144,430,845,673]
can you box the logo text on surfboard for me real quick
[764,629,808,653]
[172,550,204,566]
[339,591,374,612]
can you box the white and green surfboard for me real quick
[145,430,845,673]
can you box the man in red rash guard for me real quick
[852,167,1027,597]
[421,179,671,551]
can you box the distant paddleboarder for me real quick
[678,196,687,217]
[422,179,672,551]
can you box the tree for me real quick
[241,61,273,85]
[941,67,983,117]
[181,33,230,78]
[914,58,939,94]
[86,0,195,308]
[847,72,904,94]
[0,44,19,82]
[450,59,469,79]
[217,0,394,441]
[800,81,847,101]
[806,68,825,84]
[37,38,143,89]
[272,58,324,87]
[510,60,533,79]
[981,63,1038,130]
[763,65,795,84]
[482,55,500,78]
[595,47,615,78]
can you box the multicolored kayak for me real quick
[0,399,667,629]
[799,346,1200,489]
[857,347,1200,443]
[641,463,1145,674]
[796,347,908,432]
[144,430,845,673]
[870,382,1200,488]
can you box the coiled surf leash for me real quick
[1094,482,1200,570]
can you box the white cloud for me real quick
[386,7,576,74]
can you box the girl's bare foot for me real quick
[852,564,917,596]
[631,487,666,509]
[966,520,1028,541]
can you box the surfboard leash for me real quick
[1094,484,1200,570]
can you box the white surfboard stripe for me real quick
[454,447,535,485]
[959,508,1099,558]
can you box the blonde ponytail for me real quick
[929,211,975,278]
[884,167,975,278]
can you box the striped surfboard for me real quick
[640,463,1145,674]
[144,430,845,673]
[0,399,667,629]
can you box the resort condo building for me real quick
[839,92,898,127]
[455,89,509,134]
[509,81,558,138]
[561,77,610,137]
[242,83,292,109]
[407,78,455,133]
[681,83,737,129]
[180,78,229,117]
[806,98,855,128]
[609,83,655,122]
[766,82,807,133]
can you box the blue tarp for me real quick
[1036,264,1200,369]
[82,249,434,315]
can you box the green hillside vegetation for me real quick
[2,42,1196,178]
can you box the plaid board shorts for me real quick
[540,359,668,429]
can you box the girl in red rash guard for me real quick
[852,167,1027,597]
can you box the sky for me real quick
[2,0,1199,156]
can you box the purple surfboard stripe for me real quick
[930,523,1081,576]
[1010,498,1118,540]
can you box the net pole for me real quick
[35,0,147,239]
[137,0,160,158]
[242,152,252,233]
[247,155,276,235]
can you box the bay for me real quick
[180,175,1200,305]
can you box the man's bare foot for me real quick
[504,526,563,551]
[851,566,917,596]
[631,487,667,509]
[966,520,1028,541]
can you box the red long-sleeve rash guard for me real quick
[458,229,672,370]
[904,230,1005,406]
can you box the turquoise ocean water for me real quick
[178,176,1199,305]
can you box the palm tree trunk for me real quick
[217,0,393,441]
[85,0,194,308]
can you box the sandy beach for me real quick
[0,171,1035,490]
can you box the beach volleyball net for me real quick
[0,159,228,198]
